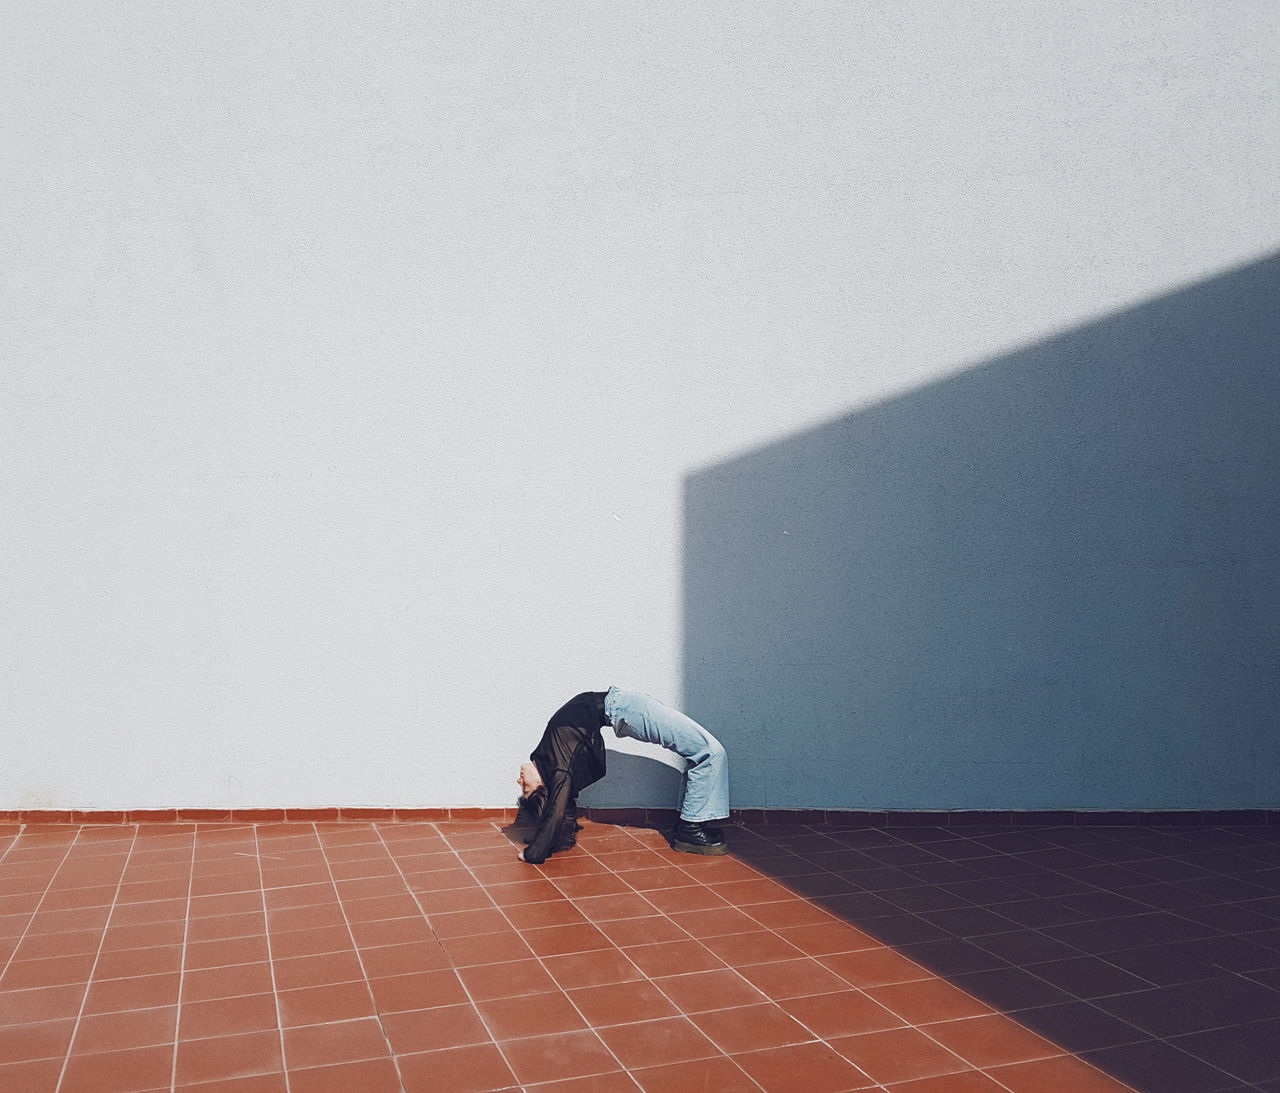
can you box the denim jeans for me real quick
[604,687,729,823]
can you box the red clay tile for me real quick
[638,885,730,914]
[821,947,932,988]
[349,916,435,948]
[706,878,793,905]
[702,930,807,967]
[415,886,495,914]
[736,956,854,1000]
[180,962,274,1003]
[924,1014,1065,1068]
[1,952,97,990]
[74,1005,178,1053]
[620,867,698,892]
[502,899,588,930]
[567,979,680,1027]
[622,940,725,978]
[381,1003,491,1054]
[779,989,907,1038]
[486,877,571,906]
[368,968,468,1013]
[0,1016,75,1062]
[479,990,587,1039]
[175,1029,283,1085]
[0,983,87,1024]
[60,1042,175,1093]
[42,884,118,910]
[651,967,769,1013]
[83,972,181,1015]
[183,935,270,969]
[552,873,633,899]
[283,1016,390,1068]
[440,929,533,967]
[524,1070,639,1092]
[0,1057,61,1093]
[187,913,265,944]
[776,922,879,957]
[266,904,346,934]
[13,928,103,960]
[597,1016,720,1069]
[358,939,449,978]
[829,1027,969,1084]
[398,1041,517,1093]
[180,992,279,1040]
[342,894,422,923]
[601,916,689,948]
[279,980,375,1026]
[571,893,659,921]
[691,1002,815,1053]
[744,899,839,930]
[732,1040,876,1092]
[865,979,994,1025]
[457,958,560,1001]
[102,921,187,952]
[665,906,758,937]
[288,1056,402,1093]
[630,1055,760,1093]
[522,922,613,957]
[885,1073,1009,1093]
[500,1028,620,1085]
[271,949,363,991]
[95,944,184,981]
[987,1054,1136,1093]
[189,891,265,919]
[428,907,510,938]
[110,898,188,927]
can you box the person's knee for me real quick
[702,738,726,765]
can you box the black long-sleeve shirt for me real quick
[523,691,610,864]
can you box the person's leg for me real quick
[606,691,729,851]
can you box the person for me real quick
[516,687,729,864]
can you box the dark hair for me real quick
[516,785,547,825]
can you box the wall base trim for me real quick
[2,807,1276,826]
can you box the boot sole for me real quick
[672,839,729,856]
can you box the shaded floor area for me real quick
[0,818,1276,1092]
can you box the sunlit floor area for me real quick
[1,817,1276,1093]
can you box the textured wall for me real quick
[685,256,1280,809]
[3,2,1277,808]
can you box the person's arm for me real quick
[522,766,572,865]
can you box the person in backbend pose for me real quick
[516,687,729,865]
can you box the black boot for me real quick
[673,819,729,856]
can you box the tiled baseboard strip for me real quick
[2,807,1276,825]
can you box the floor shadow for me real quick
[683,252,1280,1091]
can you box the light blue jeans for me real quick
[604,687,729,823]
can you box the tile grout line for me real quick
[0,826,82,983]
[252,823,296,1093]
[372,821,532,1090]
[53,823,144,1093]
[313,822,409,1092]
[420,819,647,1091]
[167,822,200,1091]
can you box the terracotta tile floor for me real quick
[1,818,1277,1092]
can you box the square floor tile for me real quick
[630,1055,760,1092]
[829,1027,968,1084]
[689,1002,814,1053]
[283,1016,391,1069]
[500,1029,620,1085]
[175,1030,283,1086]
[382,1003,490,1055]
[779,989,906,1037]
[288,1057,403,1093]
[567,979,679,1026]
[477,990,587,1039]
[60,1042,175,1093]
[732,1040,876,1092]
[596,1017,720,1069]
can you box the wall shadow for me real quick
[578,749,685,812]
[683,253,1280,812]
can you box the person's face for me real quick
[517,761,543,797]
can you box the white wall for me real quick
[4,1,1277,809]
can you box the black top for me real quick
[523,691,610,864]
